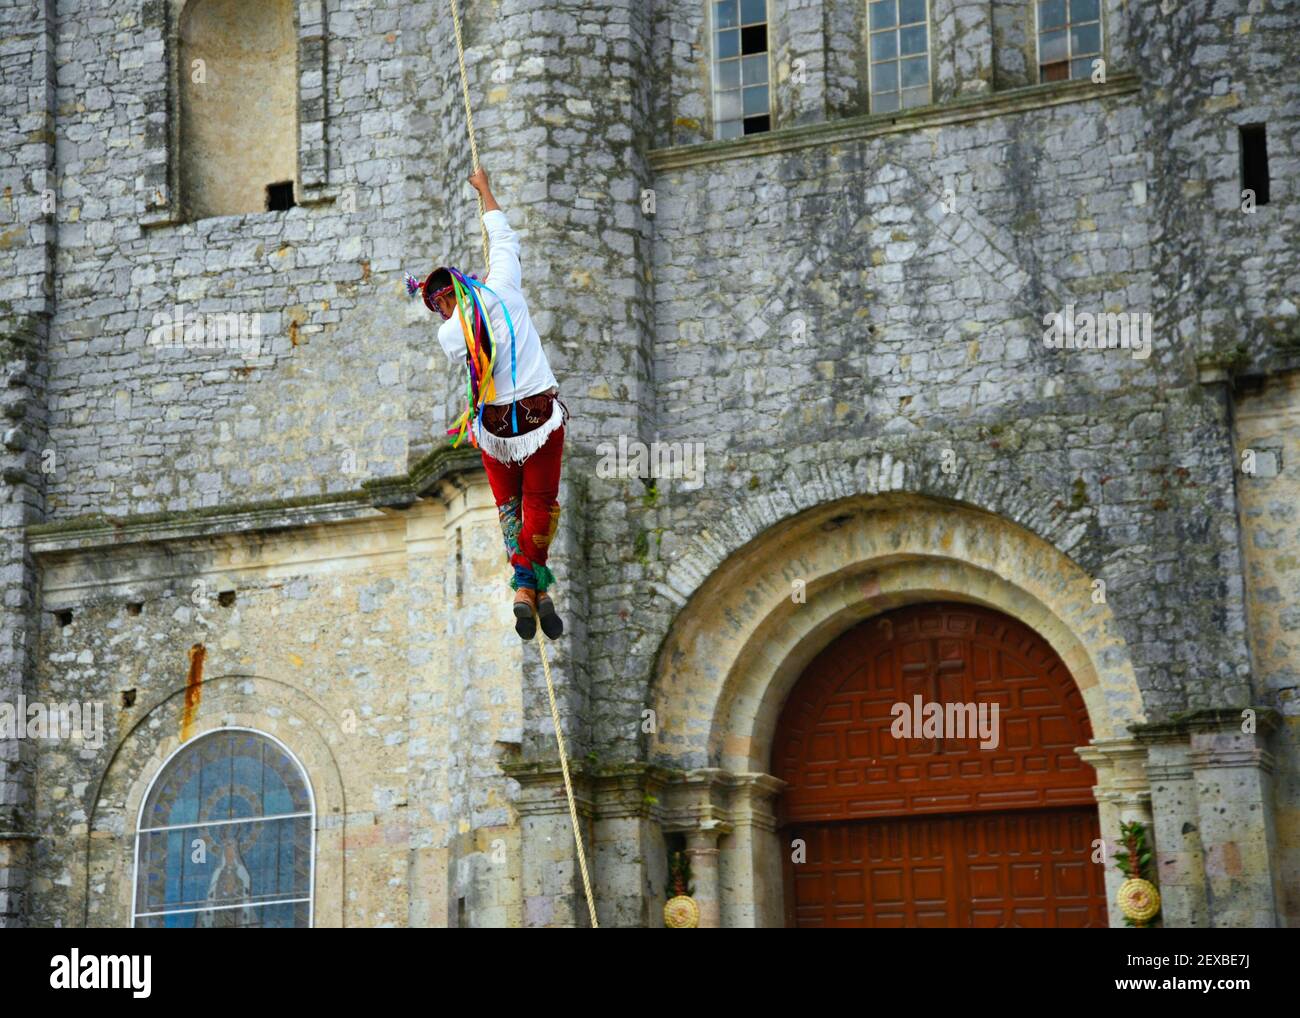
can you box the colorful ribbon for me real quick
[441,268,519,448]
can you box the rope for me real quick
[533,607,600,929]
[447,0,491,274]
[445,0,598,928]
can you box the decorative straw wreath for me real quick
[1113,820,1161,927]
[1117,877,1161,923]
[663,850,700,929]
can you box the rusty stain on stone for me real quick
[182,643,205,742]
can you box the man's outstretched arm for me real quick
[469,167,501,213]
[468,168,522,291]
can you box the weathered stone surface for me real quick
[1,0,1297,927]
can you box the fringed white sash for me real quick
[475,398,566,465]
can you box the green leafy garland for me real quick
[1113,820,1160,928]
[669,850,694,899]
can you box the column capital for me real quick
[1077,738,1152,821]
[1076,736,1148,765]
[656,768,787,834]
[1093,787,1152,810]
[684,825,728,856]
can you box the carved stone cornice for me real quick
[1143,759,1194,783]
[1076,738,1152,814]
[503,760,597,820]
[363,445,484,509]
[499,760,790,833]
[1187,745,1276,775]
[651,74,1141,172]
[1092,788,1152,810]
[1076,738,1148,766]
[1130,707,1280,740]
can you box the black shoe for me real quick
[513,589,537,640]
[536,593,563,640]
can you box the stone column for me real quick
[591,763,674,928]
[1133,726,1210,927]
[657,768,733,928]
[824,0,870,118]
[510,764,596,928]
[403,493,449,929]
[1187,710,1283,927]
[684,821,729,928]
[1077,738,1153,928]
[932,0,994,103]
[768,0,828,128]
[718,773,786,928]
[458,0,660,925]
[657,768,785,928]
[1101,0,1133,73]
[407,468,527,928]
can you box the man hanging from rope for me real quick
[406,168,567,641]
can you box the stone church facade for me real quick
[1,0,1297,927]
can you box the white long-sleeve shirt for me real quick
[437,210,558,405]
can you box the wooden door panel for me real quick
[776,603,1109,928]
[775,603,1097,824]
[788,808,1108,928]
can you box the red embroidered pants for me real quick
[481,425,564,591]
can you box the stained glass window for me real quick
[870,0,931,113]
[134,729,313,928]
[1037,0,1103,82]
[713,0,771,139]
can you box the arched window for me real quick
[179,0,298,218]
[133,729,314,928]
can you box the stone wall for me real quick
[26,480,531,927]
[3,0,1298,926]
[630,79,1251,756]
[1235,371,1300,926]
[1129,0,1300,376]
[40,0,464,520]
[0,0,56,928]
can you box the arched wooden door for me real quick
[773,602,1107,927]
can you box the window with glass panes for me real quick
[868,0,930,113]
[1037,0,1102,82]
[134,729,313,928]
[712,0,770,139]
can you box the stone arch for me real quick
[647,487,1144,926]
[655,452,1100,609]
[83,673,349,927]
[651,491,1142,774]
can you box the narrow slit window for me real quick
[1037,0,1102,83]
[712,0,770,140]
[1240,124,1270,206]
[869,0,931,114]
